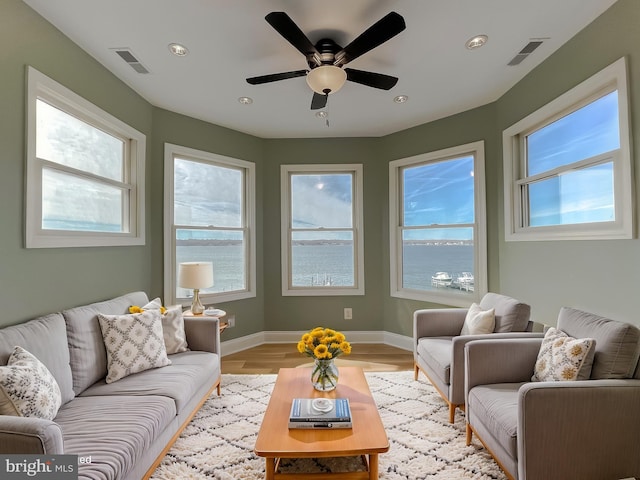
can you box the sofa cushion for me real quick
[142,298,189,354]
[0,346,62,420]
[63,292,149,394]
[557,307,640,379]
[467,383,522,460]
[98,310,171,384]
[54,394,176,480]
[461,303,495,335]
[416,337,453,384]
[79,351,219,414]
[0,313,75,404]
[531,327,595,382]
[480,293,531,333]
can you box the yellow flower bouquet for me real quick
[297,327,351,391]
[297,327,352,359]
[129,305,166,314]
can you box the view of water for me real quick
[177,244,245,296]
[177,243,473,294]
[403,244,473,290]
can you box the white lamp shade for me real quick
[306,65,347,95]
[178,262,214,289]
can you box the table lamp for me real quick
[178,262,213,315]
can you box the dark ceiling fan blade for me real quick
[265,12,320,65]
[334,12,406,66]
[310,92,328,110]
[345,68,398,90]
[246,70,308,85]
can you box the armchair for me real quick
[413,293,535,423]
[464,307,640,480]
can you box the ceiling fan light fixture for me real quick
[306,66,347,95]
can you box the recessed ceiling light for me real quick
[168,43,189,56]
[315,111,328,118]
[466,35,488,50]
[394,95,408,104]
[238,96,253,105]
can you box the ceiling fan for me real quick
[246,11,406,110]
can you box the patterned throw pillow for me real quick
[0,346,62,420]
[460,303,495,335]
[532,327,596,382]
[142,298,188,354]
[98,310,171,383]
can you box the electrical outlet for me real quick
[227,314,235,328]
[344,308,352,320]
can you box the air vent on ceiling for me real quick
[113,48,150,74]
[507,39,545,66]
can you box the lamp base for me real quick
[191,288,205,315]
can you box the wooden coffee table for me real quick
[254,367,389,479]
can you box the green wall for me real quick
[495,0,640,326]
[3,0,639,338]
[150,108,266,339]
[262,138,387,332]
[379,103,499,336]
[0,0,154,324]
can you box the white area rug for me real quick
[151,371,507,479]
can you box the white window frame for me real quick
[281,164,365,296]
[503,57,634,241]
[25,66,145,248]
[163,143,256,306]
[389,141,487,307]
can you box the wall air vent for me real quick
[507,39,545,66]
[112,48,150,74]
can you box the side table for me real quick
[183,309,228,333]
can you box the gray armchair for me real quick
[413,293,534,423]
[465,307,640,480]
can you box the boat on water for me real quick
[311,273,334,286]
[453,272,474,291]
[456,272,474,284]
[431,272,453,287]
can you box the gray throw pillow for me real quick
[141,298,189,354]
[0,346,62,420]
[98,310,171,383]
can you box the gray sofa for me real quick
[465,307,640,480]
[0,291,221,480]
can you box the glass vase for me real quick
[311,358,339,391]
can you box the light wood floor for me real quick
[221,343,414,374]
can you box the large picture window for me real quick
[281,164,364,296]
[503,57,633,241]
[389,142,487,306]
[164,144,255,305]
[26,67,146,248]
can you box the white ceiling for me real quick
[23,0,617,139]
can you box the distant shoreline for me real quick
[177,239,473,246]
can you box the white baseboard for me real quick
[221,330,413,357]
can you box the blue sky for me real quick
[525,91,619,226]
[403,155,475,241]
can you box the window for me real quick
[389,142,487,306]
[164,144,256,305]
[25,67,146,248]
[503,57,633,241]
[281,164,364,296]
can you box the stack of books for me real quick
[288,398,352,429]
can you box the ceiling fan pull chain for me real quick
[326,96,330,128]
